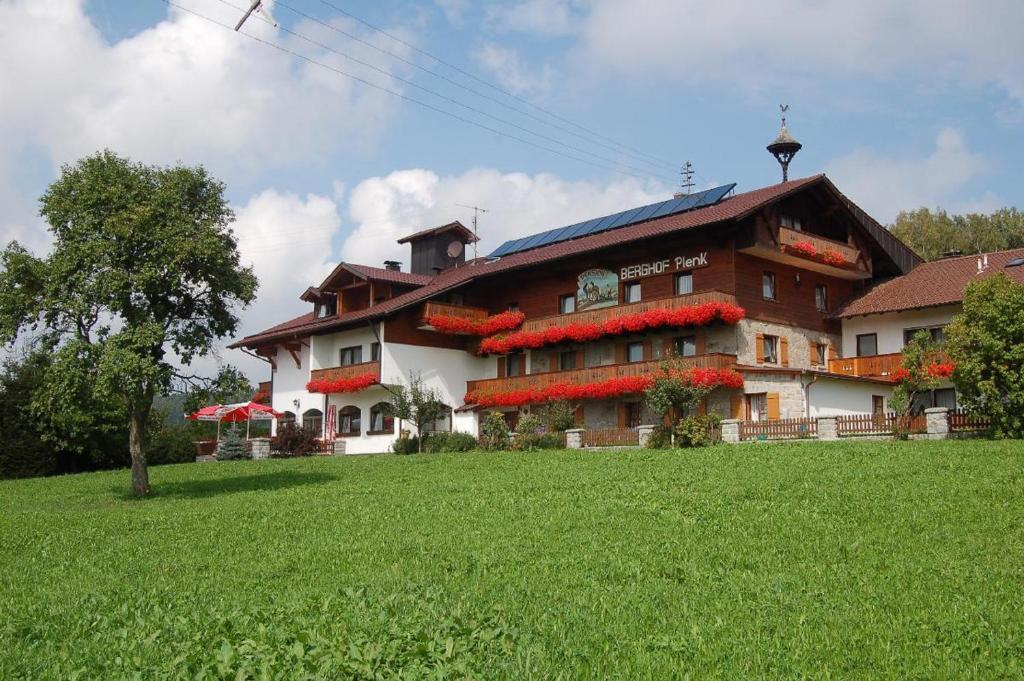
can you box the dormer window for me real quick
[316,299,336,318]
[781,215,802,231]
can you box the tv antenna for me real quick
[456,204,487,261]
[234,1,277,31]
[680,161,695,195]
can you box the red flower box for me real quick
[464,367,744,407]
[790,241,818,257]
[426,310,525,336]
[822,248,846,267]
[306,372,378,394]
[926,361,955,378]
[479,301,745,355]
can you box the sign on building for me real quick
[576,268,618,311]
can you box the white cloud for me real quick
[571,0,1024,103]
[434,0,470,26]
[472,43,554,96]
[486,0,579,36]
[825,128,989,223]
[340,167,668,265]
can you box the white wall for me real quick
[309,325,381,370]
[270,343,311,429]
[809,377,891,416]
[841,305,959,356]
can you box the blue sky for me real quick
[3,0,1023,377]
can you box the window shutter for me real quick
[574,405,584,424]
[697,399,707,416]
[614,343,626,364]
[780,337,789,367]
[662,338,674,357]
[828,343,837,360]
[617,404,627,428]
[696,332,707,355]
[497,357,506,378]
[549,351,560,372]
[755,333,765,363]
[730,394,744,419]
[766,392,780,420]
[642,339,653,361]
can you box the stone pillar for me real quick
[565,428,584,449]
[925,407,950,439]
[332,439,347,456]
[721,419,741,444]
[817,416,838,441]
[637,424,655,448]
[250,438,270,460]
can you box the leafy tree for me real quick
[387,372,448,453]
[888,330,948,421]
[643,355,715,444]
[945,273,1024,438]
[0,151,257,495]
[479,411,511,451]
[541,400,577,432]
[890,207,1024,261]
[181,365,254,415]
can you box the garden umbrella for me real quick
[187,402,282,440]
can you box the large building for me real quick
[229,171,988,453]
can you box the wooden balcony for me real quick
[740,226,870,280]
[467,353,737,395]
[310,360,381,384]
[827,353,903,379]
[521,290,738,333]
[253,381,272,404]
[418,301,489,331]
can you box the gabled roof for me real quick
[397,220,479,245]
[835,248,1024,318]
[347,264,433,286]
[232,175,910,349]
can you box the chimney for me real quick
[383,260,401,271]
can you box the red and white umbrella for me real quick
[187,401,283,440]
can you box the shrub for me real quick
[513,414,546,451]
[479,411,511,451]
[673,414,722,448]
[271,423,318,457]
[147,423,199,465]
[216,425,248,461]
[543,400,577,432]
[422,431,477,453]
[392,435,420,455]
[645,426,673,449]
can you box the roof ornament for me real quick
[677,161,696,197]
[767,104,802,183]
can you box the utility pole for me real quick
[456,204,487,261]
[234,0,277,31]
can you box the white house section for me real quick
[840,305,959,356]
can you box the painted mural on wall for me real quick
[576,268,618,311]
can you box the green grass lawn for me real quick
[2,441,1023,679]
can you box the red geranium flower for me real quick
[306,372,378,394]
[790,241,818,257]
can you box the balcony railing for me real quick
[827,353,903,379]
[778,227,861,267]
[466,353,737,395]
[418,301,489,330]
[253,381,272,404]
[310,360,381,384]
[521,290,738,333]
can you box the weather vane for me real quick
[780,104,790,128]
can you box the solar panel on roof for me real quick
[487,182,735,258]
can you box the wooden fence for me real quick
[583,427,640,447]
[948,408,991,433]
[739,417,817,441]
[836,413,925,436]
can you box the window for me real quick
[337,406,361,436]
[856,333,878,357]
[624,283,641,304]
[872,395,885,416]
[421,403,452,433]
[624,402,641,428]
[559,294,576,314]
[674,272,693,295]
[368,402,394,433]
[815,284,828,312]
[446,292,465,306]
[933,388,957,409]
[316,300,335,318]
[762,272,777,300]
[339,345,362,366]
[813,342,827,366]
[302,408,323,435]
[747,393,768,422]
[674,335,696,357]
[506,302,519,312]
[626,341,644,363]
[560,350,577,371]
[278,411,296,427]
[506,352,525,376]
[903,326,945,346]
[370,342,381,362]
[781,215,802,231]
[762,335,779,364]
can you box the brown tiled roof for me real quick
[347,264,433,286]
[233,175,912,349]
[397,220,479,244]
[835,248,1024,318]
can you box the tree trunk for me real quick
[128,389,154,497]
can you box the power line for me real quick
[314,0,676,168]
[271,0,674,172]
[163,0,663,182]
[210,0,666,179]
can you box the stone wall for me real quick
[742,373,806,420]
[736,319,839,370]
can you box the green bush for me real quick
[542,400,577,432]
[270,423,318,457]
[422,431,477,453]
[392,435,420,455]
[216,425,249,461]
[513,414,545,451]
[479,411,511,451]
[147,423,199,465]
[644,426,673,449]
[673,414,722,448]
